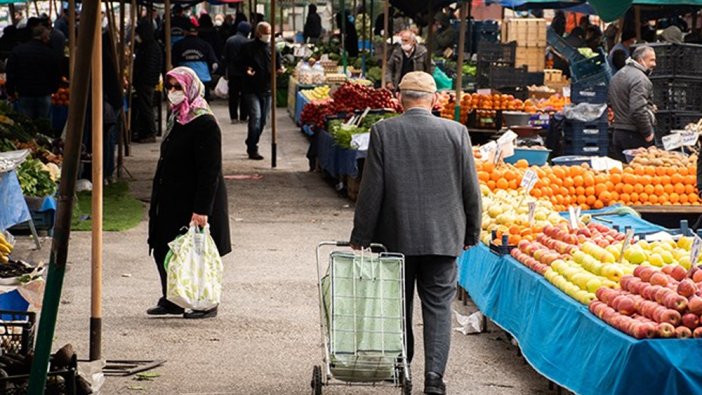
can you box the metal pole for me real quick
[69,0,76,76]
[454,1,467,122]
[361,0,366,74]
[90,2,104,362]
[380,0,389,88]
[271,0,277,168]
[426,0,434,61]
[27,0,100,390]
[341,0,347,74]
[126,0,137,149]
[165,0,172,71]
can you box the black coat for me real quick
[148,114,231,257]
[134,19,162,87]
[240,38,281,94]
[6,40,61,97]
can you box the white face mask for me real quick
[168,91,186,105]
[260,34,271,43]
[401,43,413,52]
[135,35,142,43]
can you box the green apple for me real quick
[586,278,603,293]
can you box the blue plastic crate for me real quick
[570,81,608,104]
[551,155,592,167]
[570,51,612,84]
[564,141,608,156]
[504,148,551,166]
[564,115,609,140]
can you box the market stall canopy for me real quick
[486,0,585,9]
[388,0,462,20]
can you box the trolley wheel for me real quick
[311,365,322,395]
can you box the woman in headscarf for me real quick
[147,67,231,319]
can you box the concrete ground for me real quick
[20,101,552,394]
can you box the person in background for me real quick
[604,23,619,52]
[240,22,282,160]
[40,16,66,74]
[551,11,566,37]
[609,28,636,73]
[172,20,219,101]
[170,4,191,44]
[660,25,684,44]
[303,4,322,44]
[5,25,60,120]
[336,10,359,58]
[385,30,433,91]
[609,46,657,162]
[223,21,252,124]
[350,71,481,395]
[147,67,230,319]
[429,11,457,55]
[198,13,224,62]
[54,7,69,38]
[132,18,163,143]
[585,25,604,51]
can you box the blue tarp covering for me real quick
[458,244,702,395]
[316,130,365,179]
[0,171,31,232]
[295,91,310,126]
[559,204,668,235]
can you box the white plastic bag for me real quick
[164,224,223,310]
[213,76,229,99]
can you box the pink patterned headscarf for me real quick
[166,66,214,125]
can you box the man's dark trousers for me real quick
[132,84,156,140]
[228,75,247,121]
[404,255,457,377]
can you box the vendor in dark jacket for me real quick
[223,21,252,123]
[5,25,60,120]
[147,67,231,319]
[303,4,322,44]
[172,21,219,101]
[608,45,657,162]
[132,18,163,143]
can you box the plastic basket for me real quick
[651,77,702,112]
[9,209,55,236]
[563,139,608,156]
[0,310,35,356]
[654,111,702,142]
[551,155,592,167]
[646,43,702,79]
[476,60,514,88]
[571,81,608,104]
[504,148,551,166]
[570,51,612,84]
[0,355,77,395]
[477,41,517,63]
[564,117,609,140]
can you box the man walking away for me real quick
[303,4,322,44]
[350,71,482,395]
[223,21,252,124]
[132,18,163,143]
[240,22,282,160]
[172,20,219,101]
[609,45,657,162]
[6,25,60,120]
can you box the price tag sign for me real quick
[568,206,581,229]
[527,202,536,224]
[691,235,702,268]
[497,130,518,146]
[479,141,497,162]
[520,169,538,194]
[591,156,623,172]
[662,133,683,151]
[618,228,635,263]
[681,131,700,147]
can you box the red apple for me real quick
[638,267,656,282]
[665,294,689,313]
[670,265,688,282]
[653,306,667,322]
[676,326,693,338]
[617,297,636,316]
[677,279,698,298]
[650,272,669,287]
[688,296,702,315]
[682,313,700,330]
[620,275,634,290]
[656,288,673,304]
[692,268,702,283]
[632,322,657,339]
[630,281,647,296]
[658,322,676,338]
[661,309,682,326]
[596,288,618,304]
[694,327,702,338]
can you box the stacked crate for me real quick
[501,18,547,72]
[563,112,610,157]
[646,43,702,142]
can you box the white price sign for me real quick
[662,133,683,151]
[691,235,702,268]
[568,206,581,229]
[497,130,518,146]
[520,169,538,194]
[527,202,536,224]
[681,131,700,147]
[479,141,497,161]
[618,228,635,263]
[591,156,623,172]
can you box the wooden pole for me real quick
[90,1,104,362]
[118,0,126,172]
[249,0,253,22]
[426,0,434,63]
[454,1,467,122]
[635,6,642,41]
[33,0,39,17]
[271,0,277,168]
[279,4,283,34]
[380,0,389,88]
[341,0,347,74]
[361,0,366,73]
[69,0,76,76]
[125,0,137,150]
[165,0,172,71]
[27,0,100,390]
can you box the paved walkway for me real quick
[39,101,549,394]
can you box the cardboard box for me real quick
[516,47,546,72]
[501,18,547,47]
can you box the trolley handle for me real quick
[334,241,388,252]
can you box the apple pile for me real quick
[300,99,336,129]
[331,83,402,113]
[590,265,702,339]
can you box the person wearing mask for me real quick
[336,10,359,58]
[350,71,481,395]
[198,13,224,62]
[303,4,322,44]
[132,18,163,143]
[608,46,657,162]
[223,21,252,124]
[172,20,219,101]
[385,30,433,91]
[609,28,636,73]
[240,22,282,160]
[5,25,60,120]
[147,67,230,319]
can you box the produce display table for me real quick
[629,205,702,230]
[287,77,320,119]
[316,129,366,179]
[559,205,668,235]
[0,170,31,231]
[295,91,310,126]
[458,244,702,395]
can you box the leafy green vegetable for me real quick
[16,158,57,197]
[366,67,382,83]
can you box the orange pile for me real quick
[439,92,570,122]
[476,160,700,211]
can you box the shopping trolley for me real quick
[311,241,412,394]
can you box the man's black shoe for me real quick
[146,305,184,315]
[248,153,264,160]
[424,372,446,395]
[183,307,218,319]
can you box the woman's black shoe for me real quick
[146,305,184,315]
[183,307,218,319]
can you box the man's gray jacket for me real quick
[385,44,435,89]
[350,108,482,257]
[608,58,656,137]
